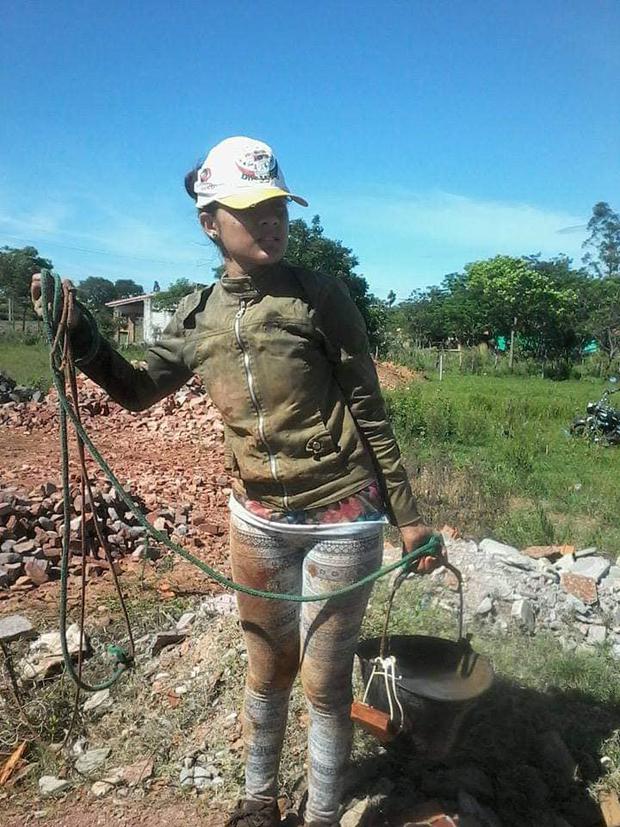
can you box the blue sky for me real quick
[1,1,619,300]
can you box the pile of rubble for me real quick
[0,477,206,595]
[0,371,44,405]
[0,374,223,439]
[436,533,620,658]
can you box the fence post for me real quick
[439,352,444,381]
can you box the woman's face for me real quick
[201,197,289,275]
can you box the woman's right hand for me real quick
[31,272,81,329]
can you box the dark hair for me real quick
[184,166,200,202]
[185,164,224,254]
[185,164,217,214]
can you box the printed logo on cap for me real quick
[199,167,212,182]
[236,149,279,182]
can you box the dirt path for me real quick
[2,792,224,827]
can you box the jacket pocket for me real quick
[305,429,340,461]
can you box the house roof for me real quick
[105,292,156,307]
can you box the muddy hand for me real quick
[31,272,81,329]
[400,523,447,574]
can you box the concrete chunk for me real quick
[39,775,71,795]
[480,538,519,557]
[75,747,111,775]
[571,556,610,583]
[480,538,536,571]
[511,599,536,633]
[0,614,35,643]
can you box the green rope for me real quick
[40,271,442,687]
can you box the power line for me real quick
[0,232,209,268]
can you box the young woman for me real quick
[32,136,443,827]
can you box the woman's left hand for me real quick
[400,523,447,575]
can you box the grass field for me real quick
[387,374,620,556]
[0,339,147,391]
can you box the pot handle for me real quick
[378,559,465,660]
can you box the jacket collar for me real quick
[220,263,287,300]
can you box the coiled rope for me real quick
[40,270,443,691]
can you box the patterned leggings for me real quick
[229,513,383,825]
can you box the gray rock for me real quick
[83,688,112,713]
[341,797,372,827]
[604,566,620,589]
[200,594,237,616]
[571,556,611,583]
[554,555,576,574]
[39,775,71,796]
[176,611,196,631]
[75,746,111,775]
[0,550,20,564]
[511,599,536,633]
[193,765,213,789]
[586,624,607,645]
[90,780,114,798]
[0,614,35,643]
[179,767,194,787]
[563,595,588,614]
[19,622,89,681]
[480,538,519,557]
[2,562,23,585]
[480,538,535,571]
[474,597,493,617]
[490,580,513,601]
[575,546,597,559]
[38,516,56,532]
[151,631,187,656]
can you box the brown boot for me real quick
[225,799,281,826]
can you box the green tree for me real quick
[286,215,383,347]
[152,278,206,312]
[77,276,117,308]
[114,279,144,299]
[583,276,620,363]
[582,201,620,278]
[0,245,53,329]
[397,286,451,346]
[463,255,581,364]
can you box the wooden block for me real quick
[350,700,395,744]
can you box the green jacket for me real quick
[72,262,420,526]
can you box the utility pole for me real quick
[509,318,516,370]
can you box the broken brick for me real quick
[561,572,598,605]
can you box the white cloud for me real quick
[314,189,590,296]
[322,189,588,256]
[0,188,214,286]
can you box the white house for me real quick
[105,293,173,345]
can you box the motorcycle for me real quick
[570,378,620,445]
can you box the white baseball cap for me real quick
[193,136,308,210]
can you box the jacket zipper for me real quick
[234,300,290,508]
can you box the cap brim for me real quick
[216,188,308,209]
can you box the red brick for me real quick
[523,545,562,561]
[561,572,598,605]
